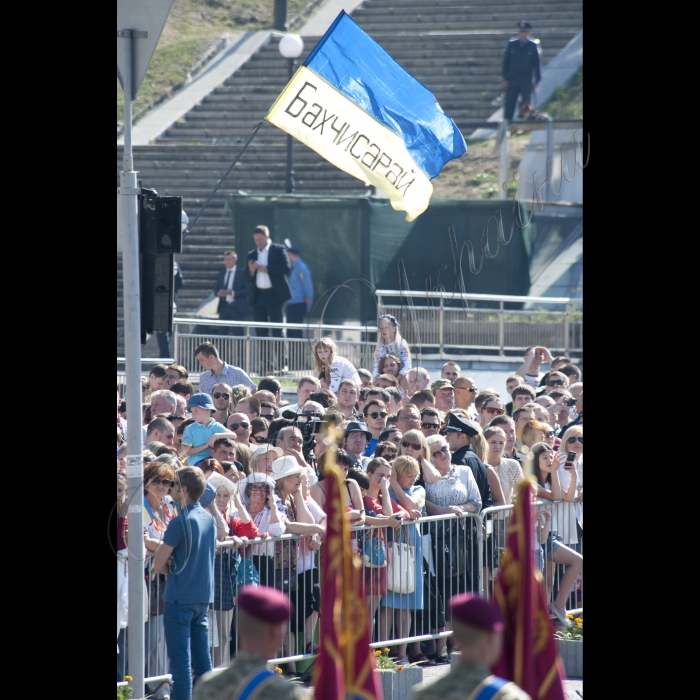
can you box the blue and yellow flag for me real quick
[266,11,466,221]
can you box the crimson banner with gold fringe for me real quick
[492,479,566,700]
[313,458,383,700]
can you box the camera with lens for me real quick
[295,412,326,463]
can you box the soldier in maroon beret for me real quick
[409,594,531,700]
[194,586,304,700]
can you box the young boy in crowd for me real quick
[180,394,239,467]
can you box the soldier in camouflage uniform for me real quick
[409,594,531,700]
[194,586,305,700]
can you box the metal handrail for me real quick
[174,317,377,333]
[376,289,581,305]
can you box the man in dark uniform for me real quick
[194,586,304,700]
[409,594,531,700]
[502,21,541,123]
[443,413,494,593]
[443,413,493,510]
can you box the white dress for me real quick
[373,340,412,378]
[328,356,360,393]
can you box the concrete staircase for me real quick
[117,0,582,353]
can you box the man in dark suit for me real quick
[216,250,249,336]
[502,21,541,123]
[246,225,292,338]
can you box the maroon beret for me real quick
[238,585,293,623]
[449,594,504,632]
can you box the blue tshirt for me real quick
[163,502,216,604]
[364,438,379,457]
[182,419,228,466]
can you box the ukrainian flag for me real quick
[266,11,467,221]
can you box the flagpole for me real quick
[182,119,265,238]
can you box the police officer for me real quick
[193,585,304,700]
[284,239,314,339]
[409,593,531,700]
[502,21,541,122]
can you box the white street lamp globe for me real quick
[279,34,304,59]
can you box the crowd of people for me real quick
[116,328,582,700]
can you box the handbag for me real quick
[387,526,416,594]
[358,530,387,568]
[430,518,466,579]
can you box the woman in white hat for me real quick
[251,444,284,478]
[271,455,327,661]
[240,471,285,588]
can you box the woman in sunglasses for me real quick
[240,472,286,588]
[477,395,506,428]
[250,417,270,446]
[143,460,178,678]
[423,433,482,663]
[210,476,258,667]
[532,442,583,625]
[396,429,440,486]
[559,426,583,550]
[374,440,398,462]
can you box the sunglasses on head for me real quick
[401,441,421,450]
[567,436,583,444]
[213,393,230,400]
[368,411,388,420]
[431,445,449,459]
[151,478,175,488]
[228,422,249,430]
[547,379,565,386]
[252,435,269,443]
[421,422,439,429]
[484,407,505,415]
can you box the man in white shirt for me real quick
[246,225,292,338]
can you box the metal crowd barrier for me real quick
[480,500,583,613]
[117,504,582,689]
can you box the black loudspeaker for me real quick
[140,253,175,341]
[139,195,183,254]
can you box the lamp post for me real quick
[279,34,304,193]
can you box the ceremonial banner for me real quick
[492,479,566,700]
[313,457,382,700]
[266,11,466,222]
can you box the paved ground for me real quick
[420,663,582,697]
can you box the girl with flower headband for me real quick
[373,314,412,391]
[312,336,361,394]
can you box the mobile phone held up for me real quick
[565,451,576,466]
